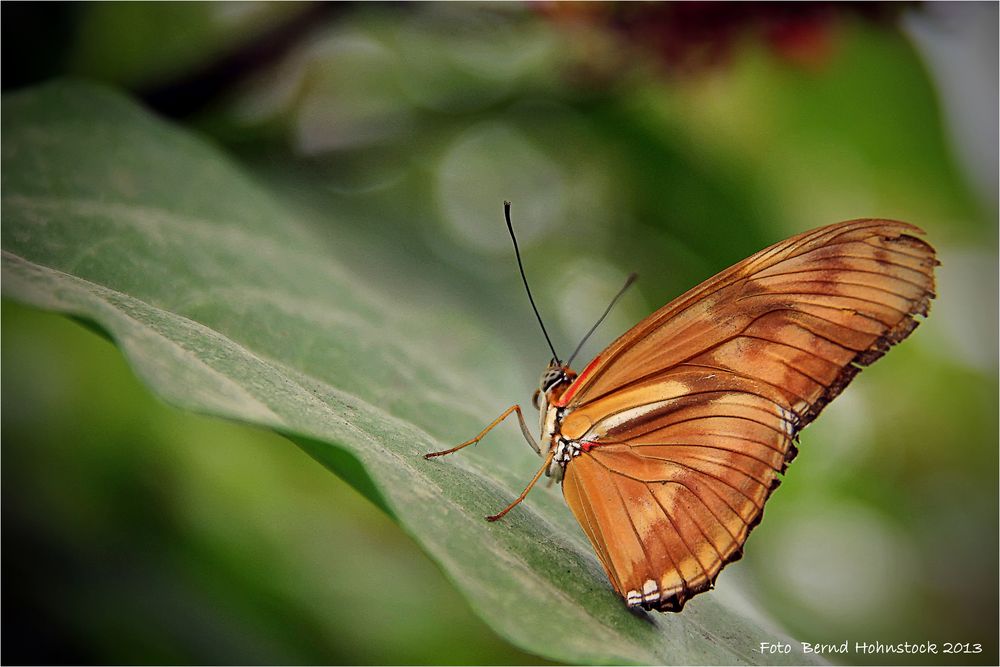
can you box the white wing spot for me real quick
[642,578,662,604]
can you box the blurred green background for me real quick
[2,2,997,664]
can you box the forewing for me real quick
[559,219,937,421]
[558,219,937,610]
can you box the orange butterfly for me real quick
[426,203,937,612]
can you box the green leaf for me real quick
[2,80,817,665]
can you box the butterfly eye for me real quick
[542,369,563,392]
[531,389,541,410]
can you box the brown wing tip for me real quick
[796,225,937,429]
[799,307,926,428]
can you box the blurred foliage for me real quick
[2,2,997,665]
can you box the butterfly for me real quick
[426,203,937,612]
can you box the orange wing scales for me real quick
[559,219,937,611]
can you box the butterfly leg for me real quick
[486,451,555,522]
[423,404,540,459]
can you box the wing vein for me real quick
[589,454,765,513]
[643,482,713,586]
[647,482,728,570]
[604,409,791,441]
[626,441,783,470]
[607,470,669,588]
[735,290,910,316]
[756,265,932,291]
[633,450,777,486]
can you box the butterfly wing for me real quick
[558,219,937,610]
[561,371,797,610]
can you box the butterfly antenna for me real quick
[505,201,561,364]
[566,272,638,368]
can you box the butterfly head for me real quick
[532,359,576,410]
